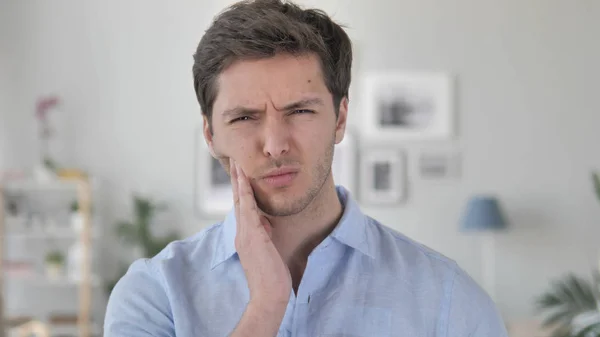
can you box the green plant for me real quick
[573,322,600,337]
[43,156,58,172]
[535,273,599,337]
[70,200,94,214]
[70,200,79,213]
[533,171,600,336]
[45,250,65,265]
[105,194,180,295]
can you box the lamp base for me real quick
[481,232,496,301]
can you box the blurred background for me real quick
[0,0,599,336]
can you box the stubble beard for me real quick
[255,140,335,217]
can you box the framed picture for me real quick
[363,71,454,140]
[418,150,461,179]
[332,129,357,195]
[194,127,233,216]
[359,148,407,205]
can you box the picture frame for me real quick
[418,150,462,179]
[332,129,358,195]
[362,71,454,140]
[194,127,233,217]
[359,147,407,205]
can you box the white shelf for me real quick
[3,179,79,191]
[1,177,99,192]
[2,173,99,337]
[49,323,102,336]
[6,322,102,337]
[5,274,102,287]
[6,228,101,240]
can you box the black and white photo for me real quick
[418,151,462,179]
[195,127,233,216]
[332,129,357,195]
[363,71,453,140]
[210,156,231,187]
[373,162,392,191]
[360,148,407,205]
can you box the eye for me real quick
[230,116,251,123]
[293,109,314,114]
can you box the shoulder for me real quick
[444,266,508,336]
[365,217,507,335]
[108,221,225,303]
[104,222,225,334]
[365,215,460,279]
[150,221,224,268]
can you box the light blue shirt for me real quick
[104,186,508,336]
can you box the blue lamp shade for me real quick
[460,195,507,232]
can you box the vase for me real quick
[32,164,56,183]
[67,242,93,282]
[70,212,84,232]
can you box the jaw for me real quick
[257,169,336,220]
[253,178,309,217]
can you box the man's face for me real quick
[204,52,348,217]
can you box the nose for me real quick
[261,114,290,159]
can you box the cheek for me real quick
[214,131,257,168]
[292,120,334,151]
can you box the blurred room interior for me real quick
[0,0,599,336]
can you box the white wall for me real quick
[2,0,600,323]
[0,1,9,170]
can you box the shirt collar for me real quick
[211,185,375,270]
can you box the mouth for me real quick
[260,168,299,188]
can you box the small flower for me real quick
[35,96,60,120]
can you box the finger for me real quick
[237,164,260,226]
[230,158,239,208]
[231,161,242,229]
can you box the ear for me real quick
[334,97,348,145]
[202,115,217,158]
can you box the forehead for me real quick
[212,53,330,113]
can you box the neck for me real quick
[266,175,343,286]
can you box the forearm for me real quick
[230,301,286,337]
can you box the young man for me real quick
[104,0,508,336]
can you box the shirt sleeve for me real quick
[445,268,509,337]
[104,258,175,337]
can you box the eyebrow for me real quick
[279,97,324,111]
[221,97,325,119]
[221,106,262,120]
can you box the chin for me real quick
[252,165,330,217]
[255,188,312,217]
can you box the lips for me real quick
[262,168,298,178]
[260,167,299,187]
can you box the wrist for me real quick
[248,297,288,318]
[231,299,287,337]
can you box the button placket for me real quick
[290,240,338,337]
[279,288,296,336]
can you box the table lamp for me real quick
[460,195,508,300]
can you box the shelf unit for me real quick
[0,177,96,337]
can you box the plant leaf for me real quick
[548,325,571,337]
[535,273,598,334]
[593,172,600,204]
[543,308,574,328]
[115,221,138,244]
[572,322,600,337]
[538,293,564,308]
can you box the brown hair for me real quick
[192,0,352,128]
